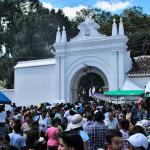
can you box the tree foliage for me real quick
[0,0,78,88]
[0,2,150,89]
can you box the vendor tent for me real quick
[104,89,144,96]
[0,92,11,105]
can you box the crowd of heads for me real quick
[0,100,149,150]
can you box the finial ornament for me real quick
[120,18,122,23]
[112,18,117,36]
[119,17,124,36]
[113,18,116,23]
[61,26,67,43]
[55,26,61,43]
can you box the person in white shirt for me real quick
[0,105,7,124]
[38,109,50,137]
[104,111,118,129]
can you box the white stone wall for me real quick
[0,89,15,103]
[14,62,56,106]
[130,77,150,89]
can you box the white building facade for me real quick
[1,18,134,106]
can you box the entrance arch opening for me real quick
[78,72,105,102]
[71,66,109,103]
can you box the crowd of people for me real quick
[0,100,149,150]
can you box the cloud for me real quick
[42,3,87,19]
[42,2,53,10]
[63,5,87,19]
[94,0,131,12]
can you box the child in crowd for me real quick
[105,129,123,150]
[118,119,129,150]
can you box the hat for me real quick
[64,105,67,109]
[126,133,148,149]
[69,114,87,129]
[15,113,23,120]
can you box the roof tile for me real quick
[127,56,150,75]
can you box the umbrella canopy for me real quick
[104,89,145,96]
[91,93,110,102]
[0,92,11,105]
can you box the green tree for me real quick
[121,7,150,56]
[1,1,78,88]
[128,30,150,57]
[28,0,41,11]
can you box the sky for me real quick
[40,0,150,19]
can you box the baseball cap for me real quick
[126,133,148,149]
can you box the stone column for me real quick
[60,56,65,101]
[111,51,118,90]
[118,51,125,89]
[55,57,61,100]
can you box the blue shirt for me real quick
[9,133,26,150]
[79,130,89,142]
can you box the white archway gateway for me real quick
[54,17,131,103]
[70,65,109,104]
[66,56,110,103]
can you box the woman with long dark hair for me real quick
[58,130,84,150]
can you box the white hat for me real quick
[69,114,87,129]
[126,133,148,149]
[15,113,23,120]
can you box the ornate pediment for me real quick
[70,17,106,42]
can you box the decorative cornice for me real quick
[55,45,128,57]
[67,36,128,48]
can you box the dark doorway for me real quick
[78,72,105,102]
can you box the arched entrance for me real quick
[71,66,109,103]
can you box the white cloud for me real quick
[42,2,53,10]
[42,3,87,19]
[63,5,87,19]
[94,0,131,12]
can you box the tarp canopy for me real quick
[104,89,145,96]
[0,92,11,105]
[91,93,110,102]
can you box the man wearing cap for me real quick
[126,133,148,150]
[85,111,108,150]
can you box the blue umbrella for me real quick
[0,92,11,105]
